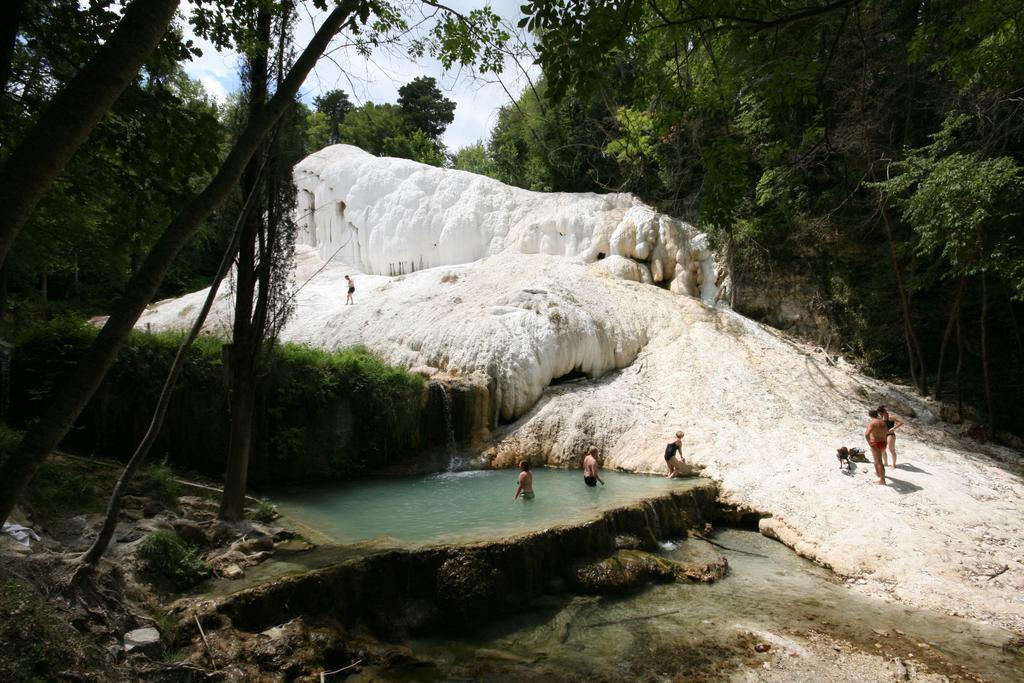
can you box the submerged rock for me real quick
[566,545,727,595]
[436,551,501,627]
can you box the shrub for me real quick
[137,531,210,590]
[23,458,99,521]
[253,499,278,523]
[143,460,180,504]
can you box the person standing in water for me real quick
[514,460,534,500]
[877,405,904,467]
[345,275,355,305]
[583,446,605,487]
[664,431,687,478]
[864,410,888,485]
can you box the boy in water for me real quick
[664,431,687,478]
[583,446,605,487]
[864,410,888,485]
[514,460,534,500]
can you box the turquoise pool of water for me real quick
[268,469,696,546]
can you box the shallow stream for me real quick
[394,530,1020,681]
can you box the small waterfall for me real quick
[0,341,10,422]
[645,501,662,540]
[432,382,461,471]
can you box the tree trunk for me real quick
[0,0,24,92]
[0,0,179,270]
[932,277,965,402]
[0,2,358,526]
[955,300,964,417]
[980,269,993,433]
[877,193,927,394]
[78,189,254,567]
[220,365,257,520]
[219,5,271,522]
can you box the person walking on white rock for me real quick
[583,446,605,487]
[514,460,534,500]
[864,410,888,485]
[345,275,355,305]
[877,405,904,468]
[664,431,687,478]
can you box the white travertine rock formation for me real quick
[139,148,1024,636]
[293,145,721,302]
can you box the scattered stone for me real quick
[614,534,644,550]
[116,529,143,544]
[172,519,209,548]
[893,656,910,680]
[142,501,163,518]
[567,549,725,595]
[754,643,771,653]
[232,535,274,554]
[222,564,244,580]
[123,627,161,654]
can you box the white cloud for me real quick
[181,0,539,150]
[198,75,229,104]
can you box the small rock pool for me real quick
[268,469,697,546]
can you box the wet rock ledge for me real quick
[214,479,719,638]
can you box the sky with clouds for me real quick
[181,0,539,151]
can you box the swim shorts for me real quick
[584,476,597,487]
[521,491,535,499]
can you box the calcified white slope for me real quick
[139,153,1024,634]
[294,145,722,302]
[141,249,1024,632]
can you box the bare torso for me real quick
[583,455,598,478]
[518,470,533,492]
[866,418,889,444]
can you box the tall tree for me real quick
[313,88,353,144]
[397,75,455,138]
[0,0,180,270]
[220,1,301,521]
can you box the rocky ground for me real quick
[0,454,308,681]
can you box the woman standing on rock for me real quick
[877,406,904,467]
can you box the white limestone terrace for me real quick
[138,148,1024,635]
[293,145,723,302]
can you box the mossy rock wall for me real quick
[8,321,463,485]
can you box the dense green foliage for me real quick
[1,3,226,316]
[137,530,211,590]
[327,77,456,166]
[10,319,426,480]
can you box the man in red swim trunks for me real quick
[864,410,888,485]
